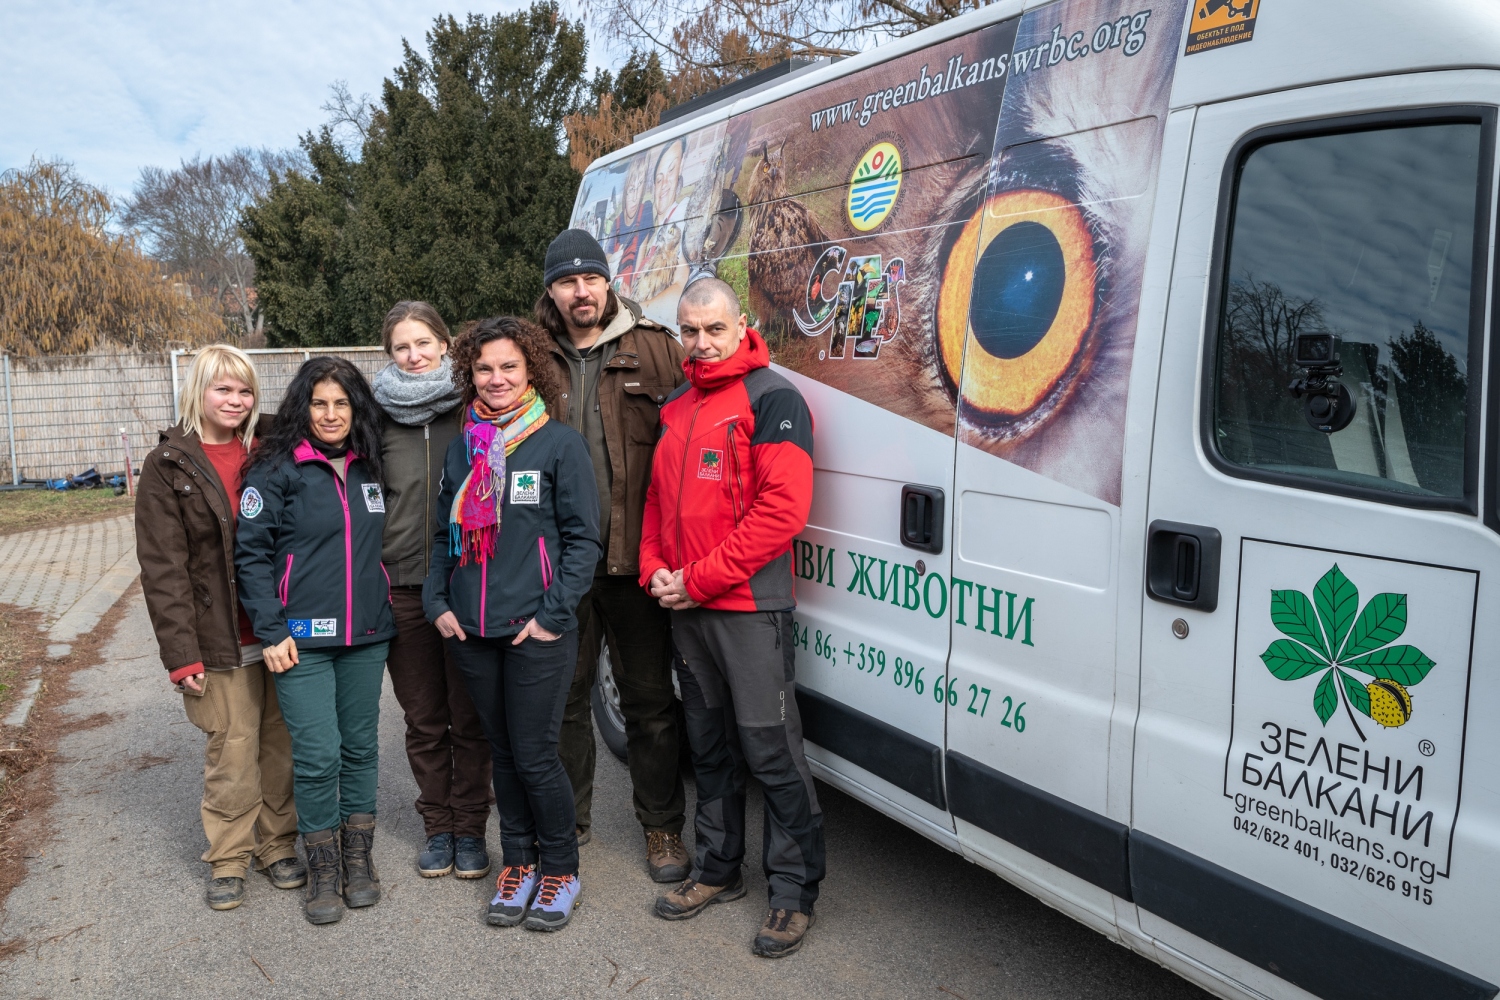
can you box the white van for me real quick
[572,1,1500,997]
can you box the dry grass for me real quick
[0,488,133,536]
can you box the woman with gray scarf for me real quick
[375,301,493,880]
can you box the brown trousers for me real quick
[180,663,298,879]
[386,587,493,838]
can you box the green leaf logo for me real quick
[517,474,536,490]
[1260,564,1434,740]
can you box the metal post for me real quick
[3,355,17,485]
[170,349,183,423]
[120,427,135,497]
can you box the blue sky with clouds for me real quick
[1,0,614,197]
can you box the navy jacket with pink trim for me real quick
[423,417,600,639]
[236,440,397,649]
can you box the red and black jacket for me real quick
[639,328,813,612]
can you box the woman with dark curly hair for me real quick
[236,356,397,925]
[423,316,599,932]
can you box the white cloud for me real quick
[0,0,617,197]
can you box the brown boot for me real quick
[340,813,381,908]
[753,908,815,958]
[645,831,690,884]
[653,874,746,920]
[302,829,344,925]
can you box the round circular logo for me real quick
[847,142,902,232]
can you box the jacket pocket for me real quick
[622,381,673,445]
[278,554,295,607]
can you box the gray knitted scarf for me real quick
[372,358,463,426]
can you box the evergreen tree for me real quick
[243,3,590,346]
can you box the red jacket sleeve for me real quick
[637,437,671,591]
[684,386,813,603]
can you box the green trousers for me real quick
[272,641,389,834]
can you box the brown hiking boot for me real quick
[302,829,344,925]
[340,813,381,908]
[653,874,746,920]
[645,831,689,883]
[753,908,815,958]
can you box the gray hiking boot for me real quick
[302,829,344,925]
[205,876,244,911]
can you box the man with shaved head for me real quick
[640,275,825,958]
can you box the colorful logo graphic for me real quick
[510,471,540,505]
[847,143,902,232]
[1259,564,1435,740]
[240,486,264,519]
[697,449,723,481]
[361,482,384,513]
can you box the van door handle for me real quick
[900,485,945,554]
[1146,520,1221,612]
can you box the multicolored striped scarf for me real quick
[449,387,549,565]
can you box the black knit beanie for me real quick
[544,229,611,287]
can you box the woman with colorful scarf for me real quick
[423,316,600,932]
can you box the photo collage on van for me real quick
[570,0,1189,506]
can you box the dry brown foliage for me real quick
[564,90,671,171]
[0,160,225,357]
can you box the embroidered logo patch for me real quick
[240,487,264,519]
[698,448,723,481]
[288,618,338,638]
[510,471,540,504]
[361,482,385,513]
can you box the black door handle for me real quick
[1146,520,1221,612]
[900,485,945,554]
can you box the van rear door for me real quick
[1136,74,1500,999]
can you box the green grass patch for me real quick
[0,488,134,536]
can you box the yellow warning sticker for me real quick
[1185,0,1260,55]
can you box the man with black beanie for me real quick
[534,229,691,882]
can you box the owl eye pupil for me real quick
[968,221,1066,360]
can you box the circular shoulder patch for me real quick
[240,486,264,519]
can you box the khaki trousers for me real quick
[180,664,299,878]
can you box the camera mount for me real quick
[1288,332,1356,434]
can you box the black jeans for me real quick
[560,574,685,835]
[448,630,579,876]
[672,608,825,913]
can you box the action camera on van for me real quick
[1288,331,1356,433]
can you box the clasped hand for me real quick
[648,568,698,610]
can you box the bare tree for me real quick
[121,148,305,343]
[322,80,374,155]
[589,0,990,98]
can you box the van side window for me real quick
[1211,121,1483,503]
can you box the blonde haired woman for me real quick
[137,344,304,912]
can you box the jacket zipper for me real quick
[332,471,353,646]
[675,395,704,568]
[726,420,745,525]
[479,557,488,638]
[423,422,431,578]
[280,554,294,607]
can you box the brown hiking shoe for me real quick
[302,829,344,925]
[340,813,381,908]
[753,908,815,958]
[645,831,689,883]
[653,874,746,920]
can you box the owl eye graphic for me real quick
[935,139,1103,438]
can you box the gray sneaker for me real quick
[206,876,245,911]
